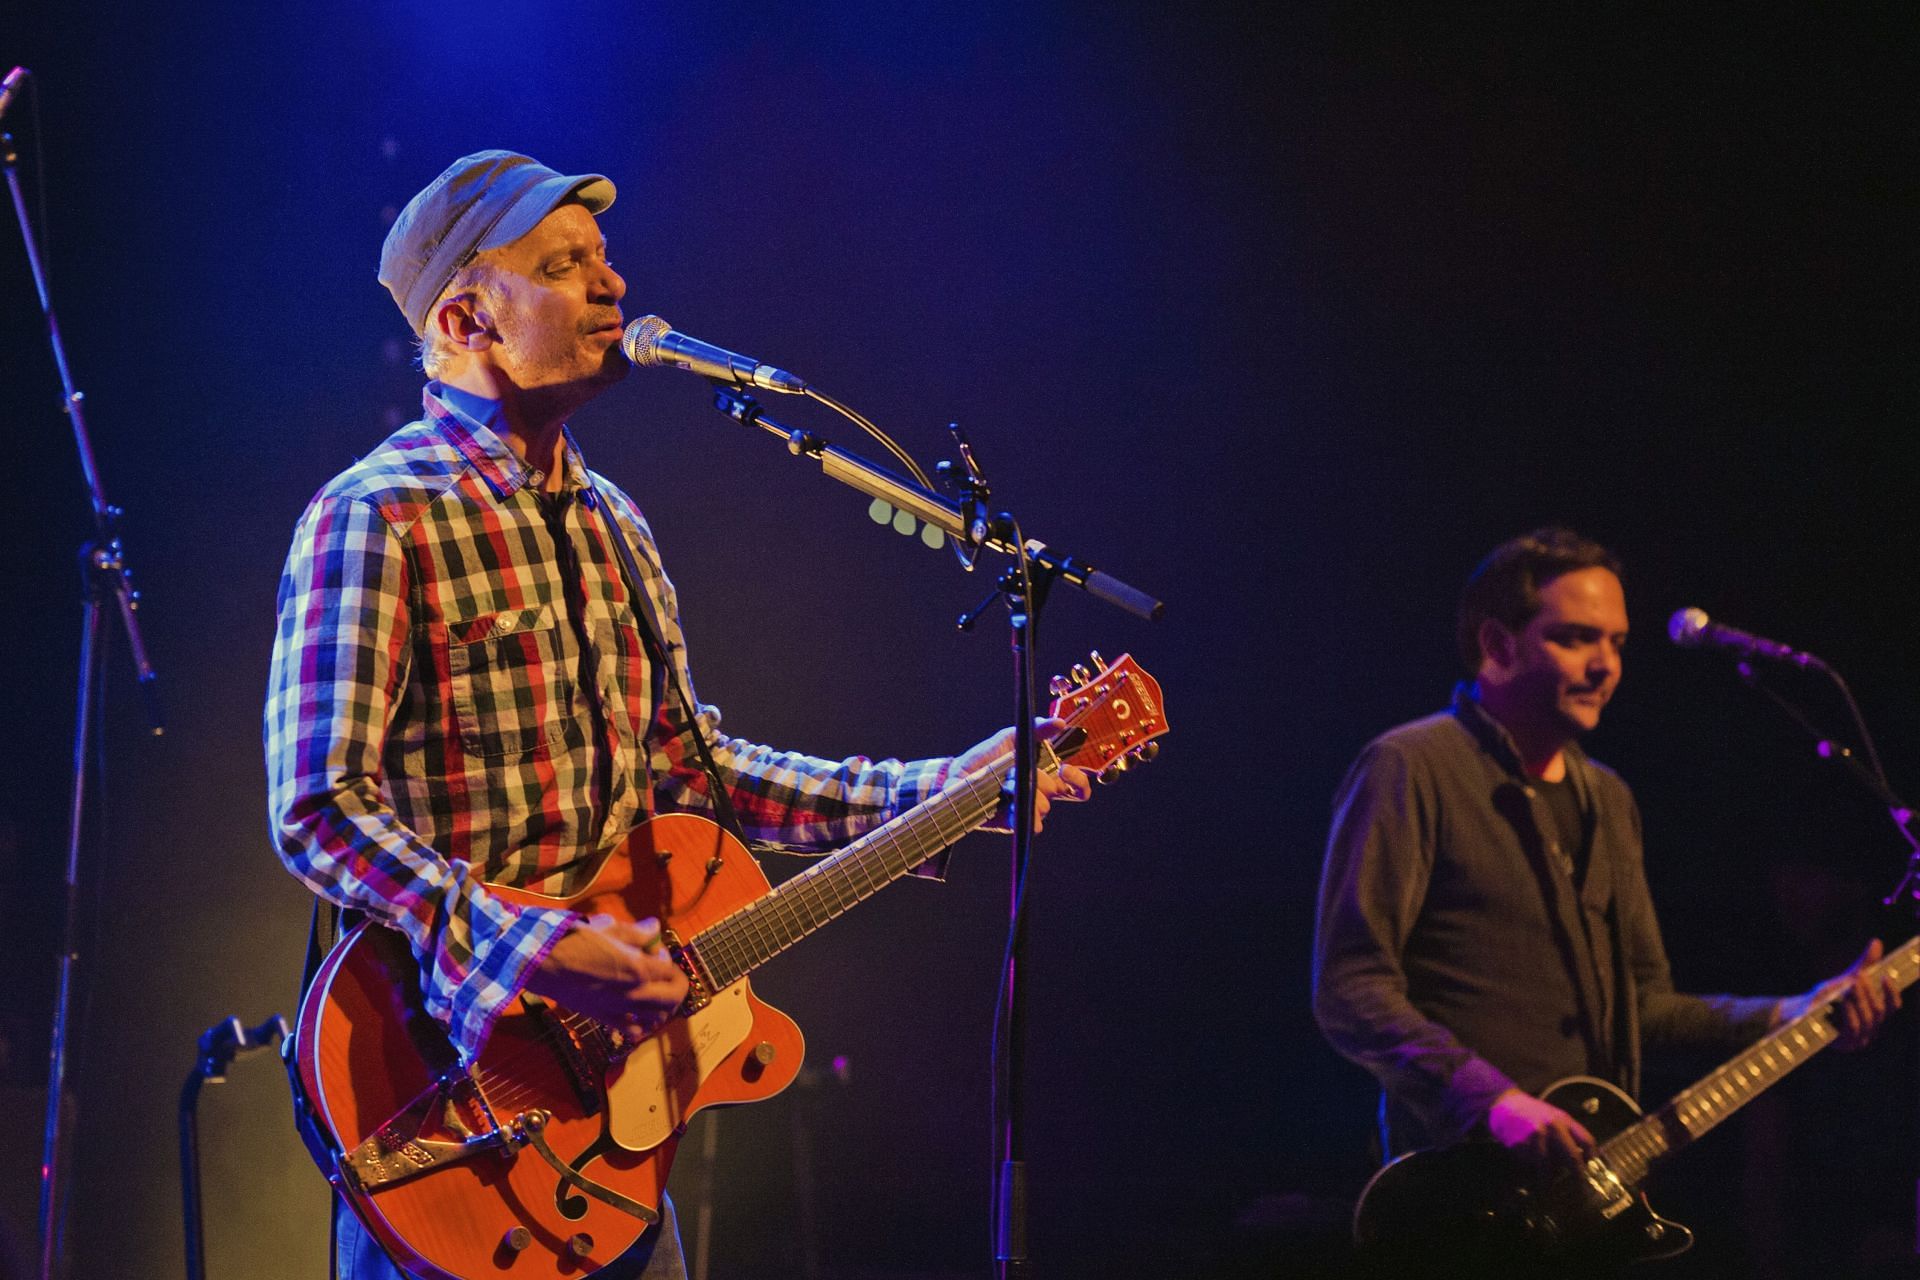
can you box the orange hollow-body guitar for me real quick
[293,654,1166,1279]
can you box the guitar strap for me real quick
[572,443,751,850]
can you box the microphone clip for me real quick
[938,421,995,572]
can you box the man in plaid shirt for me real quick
[266,150,1089,1280]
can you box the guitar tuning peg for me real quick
[1070,663,1092,686]
[1089,650,1108,672]
[1049,674,1073,698]
[1136,742,1161,763]
[1097,756,1132,784]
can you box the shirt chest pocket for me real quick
[445,602,570,759]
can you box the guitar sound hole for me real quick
[555,1132,622,1220]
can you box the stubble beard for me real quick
[504,320,630,404]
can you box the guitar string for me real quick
[713,661,1162,974]
[692,735,1029,981]
[448,699,1140,1117]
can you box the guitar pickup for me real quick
[524,994,604,1116]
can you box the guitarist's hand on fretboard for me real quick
[1776,937,1903,1052]
[960,718,1096,835]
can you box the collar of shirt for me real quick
[422,381,591,498]
[1450,681,1593,790]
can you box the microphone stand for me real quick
[703,385,1161,1277]
[5,113,166,1280]
[1726,661,1920,891]
[1721,656,1920,1256]
[180,1016,287,1280]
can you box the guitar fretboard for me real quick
[687,748,1048,989]
[1600,936,1920,1185]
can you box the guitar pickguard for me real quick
[604,979,754,1151]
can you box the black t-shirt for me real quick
[1534,772,1589,888]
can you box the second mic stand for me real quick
[1729,660,1920,898]
[1727,654,1920,1255]
[180,1016,288,1280]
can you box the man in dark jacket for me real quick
[1312,528,1894,1167]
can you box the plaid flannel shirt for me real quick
[266,386,954,1063]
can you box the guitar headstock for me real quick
[1047,652,1169,783]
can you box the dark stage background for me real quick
[1,6,1916,1278]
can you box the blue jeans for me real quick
[333,1194,687,1280]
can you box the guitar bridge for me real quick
[1580,1156,1633,1220]
[338,1069,510,1192]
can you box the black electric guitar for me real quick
[1352,936,1920,1276]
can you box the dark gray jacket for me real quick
[1312,687,1776,1153]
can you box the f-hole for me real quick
[555,1131,622,1220]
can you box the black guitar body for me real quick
[1351,1076,1693,1279]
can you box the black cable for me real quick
[1740,664,1917,857]
[985,520,1038,1267]
[1824,665,1891,793]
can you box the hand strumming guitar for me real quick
[524,915,691,1041]
[1486,1087,1595,1170]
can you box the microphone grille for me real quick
[1668,607,1710,647]
[621,315,674,367]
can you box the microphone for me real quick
[1668,607,1826,669]
[0,67,28,122]
[621,315,808,395]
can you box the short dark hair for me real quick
[1456,528,1623,674]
